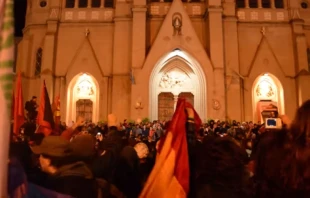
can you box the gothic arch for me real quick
[66,73,100,124]
[149,49,207,121]
[252,73,285,122]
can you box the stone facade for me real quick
[16,0,310,123]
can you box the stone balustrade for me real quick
[149,2,206,16]
[237,8,289,22]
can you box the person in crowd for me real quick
[195,136,251,198]
[30,136,97,198]
[25,96,38,122]
[134,142,153,186]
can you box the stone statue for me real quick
[172,13,182,36]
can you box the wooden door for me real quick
[158,92,174,121]
[76,99,93,122]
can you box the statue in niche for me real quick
[172,13,182,36]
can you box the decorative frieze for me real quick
[78,11,86,20]
[237,9,288,22]
[65,11,73,20]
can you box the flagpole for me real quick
[35,125,40,133]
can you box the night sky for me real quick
[14,0,27,37]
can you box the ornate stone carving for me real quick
[159,72,188,89]
[256,81,274,98]
[212,99,221,110]
[76,74,94,96]
[172,13,182,36]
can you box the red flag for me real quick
[37,81,54,136]
[139,98,201,197]
[13,72,25,134]
[11,91,14,120]
[52,95,60,135]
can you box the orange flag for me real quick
[37,81,54,136]
[13,72,25,134]
[139,98,201,198]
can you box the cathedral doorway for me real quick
[66,73,99,124]
[149,49,207,121]
[76,99,93,122]
[252,73,284,122]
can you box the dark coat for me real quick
[46,162,97,198]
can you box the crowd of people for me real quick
[8,99,310,198]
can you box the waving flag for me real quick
[13,72,25,134]
[37,81,55,136]
[139,99,201,198]
[0,0,14,196]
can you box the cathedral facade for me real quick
[16,0,310,123]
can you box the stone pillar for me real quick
[111,0,132,120]
[41,21,58,102]
[223,0,243,121]
[290,9,309,106]
[296,73,310,105]
[258,0,262,8]
[270,0,275,8]
[60,77,66,120]
[75,0,79,8]
[173,95,179,111]
[245,0,249,8]
[100,0,104,8]
[131,0,147,69]
[208,4,226,120]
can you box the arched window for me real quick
[236,0,245,8]
[249,0,258,8]
[104,0,114,8]
[275,0,284,8]
[65,0,75,8]
[262,0,271,8]
[35,48,42,76]
[92,0,101,7]
[79,0,88,7]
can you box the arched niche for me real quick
[149,49,207,121]
[252,73,285,122]
[66,73,99,124]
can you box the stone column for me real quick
[245,0,249,8]
[41,21,58,103]
[111,1,132,120]
[270,0,275,8]
[291,13,310,105]
[88,0,91,8]
[173,95,178,111]
[75,0,79,8]
[131,0,147,69]
[208,4,226,120]
[100,0,104,8]
[60,77,66,120]
[258,0,262,8]
[223,0,243,121]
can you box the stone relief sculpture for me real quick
[255,81,275,99]
[159,72,188,89]
[77,80,94,96]
[212,99,221,110]
[172,13,182,36]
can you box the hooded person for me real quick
[30,136,97,198]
